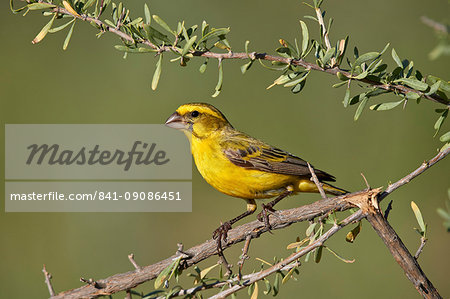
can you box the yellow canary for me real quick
[165,103,347,241]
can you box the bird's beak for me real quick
[165,112,188,130]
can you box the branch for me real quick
[35,1,449,107]
[50,191,363,298]
[366,211,440,298]
[42,265,55,297]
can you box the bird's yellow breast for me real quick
[191,135,296,199]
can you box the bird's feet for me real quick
[257,203,277,230]
[212,221,232,251]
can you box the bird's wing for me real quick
[221,131,336,182]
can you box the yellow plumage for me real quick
[165,103,348,240]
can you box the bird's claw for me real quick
[257,203,277,230]
[213,221,232,250]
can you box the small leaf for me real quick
[353,52,379,70]
[144,4,151,24]
[250,282,258,299]
[396,78,428,91]
[199,59,208,73]
[291,80,306,94]
[405,92,420,100]
[342,88,350,107]
[241,61,253,74]
[114,45,156,53]
[181,35,197,56]
[62,20,75,50]
[324,246,355,263]
[353,71,368,80]
[336,72,348,81]
[286,237,309,249]
[151,54,163,90]
[152,15,175,35]
[196,28,230,46]
[32,13,56,44]
[440,131,450,142]
[391,48,402,68]
[48,18,75,33]
[154,256,181,289]
[332,81,347,88]
[28,3,56,10]
[282,266,297,284]
[62,0,81,18]
[299,20,309,57]
[425,81,441,96]
[212,61,223,97]
[411,201,426,233]
[434,109,448,136]
[322,47,335,65]
[345,221,362,243]
[273,273,281,296]
[370,100,404,111]
[314,246,323,263]
[306,222,317,237]
[284,71,309,87]
[354,96,368,121]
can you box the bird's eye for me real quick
[191,110,199,118]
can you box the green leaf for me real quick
[151,54,163,91]
[353,71,368,80]
[391,48,402,68]
[322,47,335,65]
[144,4,151,24]
[291,80,306,94]
[354,96,368,121]
[405,92,420,100]
[154,256,181,289]
[343,88,350,107]
[275,47,292,58]
[199,59,208,73]
[152,15,175,36]
[83,0,96,10]
[28,3,56,10]
[241,61,253,74]
[142,25,171,43]
[411,201,426,234]
[345,221,362,243]
[332,81,347,88]
[273,273,281,296]
[181,35,197,56]
[440,131,450,142]
[62,20,75,50]
[49,18,76,33]
[306,222,317,237]
[314,246,323,263]
[324,246,355,263]
[396,78,428,91]
[299,20,309,57]
[197,28,230,46]
[434,109,448,136]
[426,81,441,96]
[370,100,404,111]
[284,71,309,87]
[32,13,56,44]
[212,61,223,97]
[353,52,379,70]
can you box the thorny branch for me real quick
[29,0,450,108]
[43,147,449,298]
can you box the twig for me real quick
[128,254,141,271]
[126,289,132,299]
[237,235,252,279]
[33,1,449,107]
[315,6,336,66]
[414,237,428,260]
[379,147,450,201]
[361,173,370,189]
[42,265,55,297]
[307,162,327,199]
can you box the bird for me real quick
[165,103,348,247]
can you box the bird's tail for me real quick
[297,179,349,195]
[322,182,349,196]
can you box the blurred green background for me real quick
[1,0,449,298]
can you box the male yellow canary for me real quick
[165,103,347,243]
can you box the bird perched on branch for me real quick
[165,103,348,248]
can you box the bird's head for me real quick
[165,103,233,139]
